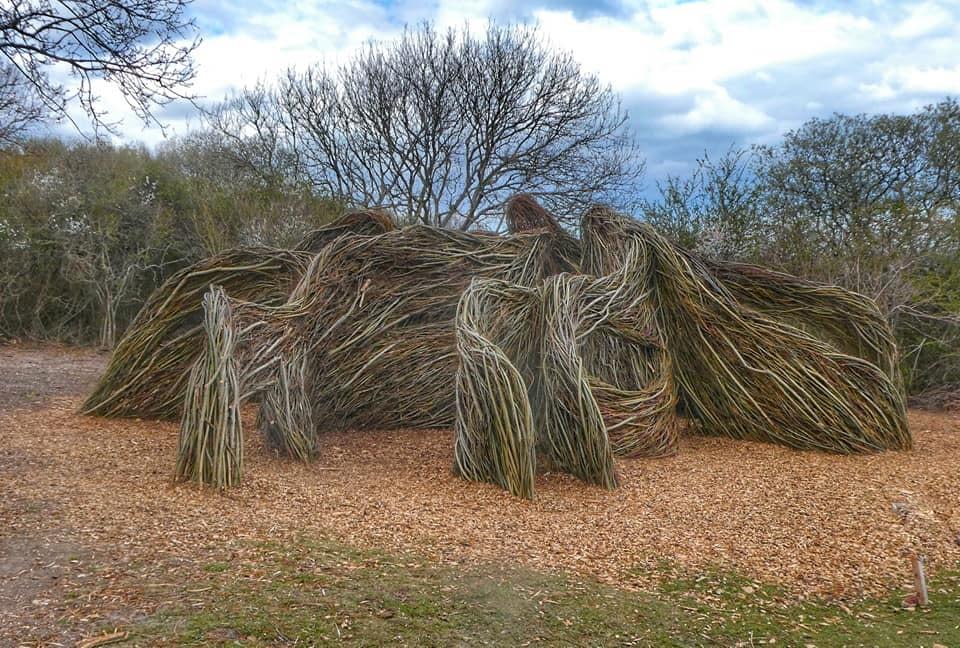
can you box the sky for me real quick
[70,0,960,190]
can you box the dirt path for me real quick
[0,346,113,645]
[0,344,105,409]
[1,345,959,644]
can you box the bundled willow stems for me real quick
[87,194,910,497]
[174,287,243,488]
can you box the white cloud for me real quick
[891,1,953,39]
[862,64,960,101]
[529,0,874,94]
[659,86,773,134]
[45,0,960,185]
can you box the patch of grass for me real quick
[203,561,230,573]
[125,536,960,646]
[659,567,960,647]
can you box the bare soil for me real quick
[1,345,959,644]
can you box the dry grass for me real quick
[3,348,958,639]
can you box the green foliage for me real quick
[0,137,341,346]
[897,260,960,391]
[645,99,960,394]
[155,133,343,253]
[643,146,765,260]
[0,139,170,345]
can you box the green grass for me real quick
[121,537,959,646]
[204,561,231,573]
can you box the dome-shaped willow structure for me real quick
[83,196,909,495]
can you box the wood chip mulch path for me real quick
[2,346,959,642]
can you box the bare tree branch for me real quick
[0,63,47,144]
[0,0,200,141]
[207,22,643,229]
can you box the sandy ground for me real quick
[2,345,959,643]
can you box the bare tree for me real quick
[0,64,46,145]
[642,146,764,259]
[210,23,642,229]
[0,0,200,138]
[204,84,303,191]
[64,242,157,349]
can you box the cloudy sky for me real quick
[85,0,960,188]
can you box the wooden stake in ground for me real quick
[77,630,129,648]
[912,555,929,606]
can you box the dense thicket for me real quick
[643,99,960,393]
[0,138,340,347]
[2,100,959,395]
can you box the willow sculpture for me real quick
[82,210,396,420]
[85,195,910,496]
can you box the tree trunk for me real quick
[98,287,116,350]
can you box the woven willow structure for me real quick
[82,210,396,419]
[86,195,910,497]
[578,207,910,454]
[174,287,243,488]
[249,224,577,431]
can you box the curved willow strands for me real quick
[257,348,316,461]
[536,275,618,488]
[270,225,579,433]
[453,279,539,498]
[174,286,243,488]
[90,194,910,493]
[453,267,678,497]
[580,207,909,454]
[83,210,397,420]
[708,261,901,385]
[82,249,309,419]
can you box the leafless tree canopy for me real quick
[209,23,643,229]
[0,0,200,139]
[0,64,47,144]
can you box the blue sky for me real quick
[79,0,960,190]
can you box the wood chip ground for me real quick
[2,345,959,643]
